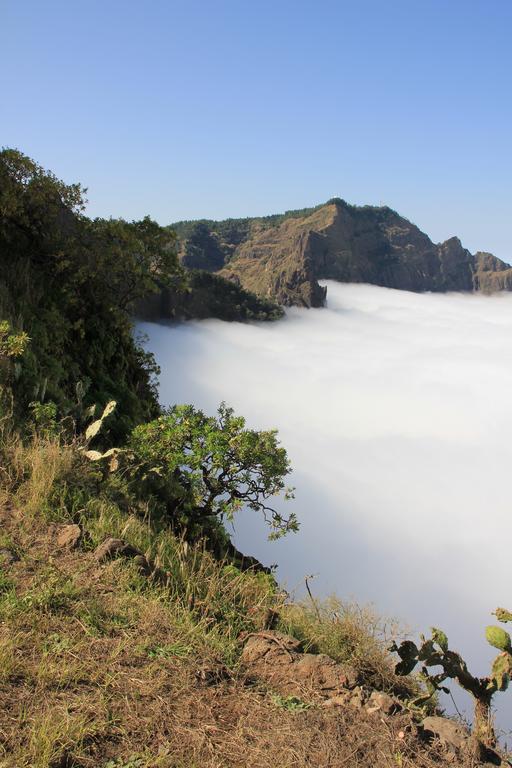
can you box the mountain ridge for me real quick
[171,199,512,307]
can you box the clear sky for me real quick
[2,0,512,259]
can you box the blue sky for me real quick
[2,0,512,259]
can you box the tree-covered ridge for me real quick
[136,269,284,323]
[0,148,184,434]
[170,199,402,272]
[171,202,326,241]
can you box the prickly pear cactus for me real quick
[485,625,511,652]
[495,607,512,623]
[391,607,512,750]
[490,653,512,692]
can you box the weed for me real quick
[41,632,72,655]
[146,642,192,659]
[104,757,145,768]
[0,570,14,595]
[21,569,79,614]
[15,703,106,768]
[270,694,311,712]
[77,596,133,636]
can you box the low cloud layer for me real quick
[138,282,512,721]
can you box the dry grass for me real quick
[2,433,76,518]
[0,439,491,767]
[279,596,419,696]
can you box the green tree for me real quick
[89,215,183,310]
[0,148,184,432]
[125,403,297,540]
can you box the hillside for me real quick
[1,150,511,766]
[0,445,492,767]
[172,199,512,307]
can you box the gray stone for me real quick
[421,716,469,750]
[365,690,401,715]
[94,537,141,562]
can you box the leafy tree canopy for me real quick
[0,148,183,432]
[125,403,297,540]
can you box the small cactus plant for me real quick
[391,607,512,752]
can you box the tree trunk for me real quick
[473,695,496,753]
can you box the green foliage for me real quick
[0,320,29,358]
[0,320,30,417]
[270,694,311,712]
[123,402,296,540]
[0,148,183,434]
[181,222,226,271]
[29,401,59,436]
[145,642,192,659]
[162,270,284,322]
[391,608,512,747]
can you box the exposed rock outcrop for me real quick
[171,199,512,308]
[241,630,360,699]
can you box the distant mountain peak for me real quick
[171,201,512,307]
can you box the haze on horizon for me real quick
[2,0,512,261]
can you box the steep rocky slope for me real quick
[172,199,512,307]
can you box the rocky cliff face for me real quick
[172,199,512,307]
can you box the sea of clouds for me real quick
[137,281,512,725]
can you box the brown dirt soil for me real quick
[0,506,493,767]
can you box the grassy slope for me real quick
[0,436,480,768]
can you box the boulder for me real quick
[421,716,469,750]
[94,537,142,562]
[365,691,401,715]
[57,524,82,549]
[241,631,359,699]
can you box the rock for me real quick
[322,692,351,708]
[241,632,302,665]
[93,537,171,585]
[57,524,82,549]
[133,553,152,575]
[171,199,512,311]
[94,537,141,562]
[0,547,19,567]
[293,652,359,693]
[241,631,359,699]
[421,716,469,750]
[348,686,365,709]
[365,691,401,715]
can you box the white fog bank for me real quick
[137,281,512,725]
